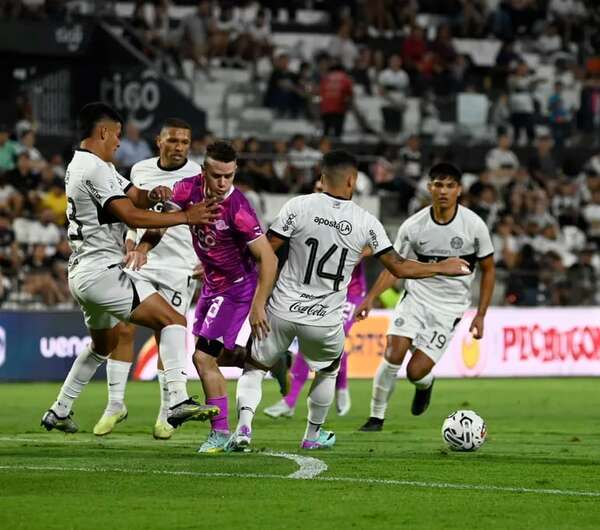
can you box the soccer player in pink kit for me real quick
[264,262,366,418]
[170,141,277,453]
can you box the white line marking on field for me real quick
[265,452,328,479]
[0,464,598,498]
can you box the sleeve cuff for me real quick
[477,252,494,261]
[373,245,393,258]
[123,182,133,193]
[102,195,128,211]
[267,228,290,241]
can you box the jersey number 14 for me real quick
[303,237,348,291]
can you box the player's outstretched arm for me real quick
[126,184,172,209]
[106,196,221,229]
[378,249,471,279]
[469,255,495,339]
[354,269,397,320]
[248,235,279,340]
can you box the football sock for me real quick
[106,359,131,414]
[284,353,309,408]
[207,395,229,433]
[305,370,336,440]
[335,351,349,390]
[413,372,434,389]
[159,324,189,407]
[52,346,106,417]
[156,369,169,423]
[236,367,265,430]
[370,359,401,420]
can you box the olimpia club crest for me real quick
[450,236,463,249]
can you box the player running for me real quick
[168,141,278,453]
[41,102,220,434]
[226,150,471,451]
[263,261,366,418]
[358,162,495,432]
[92,118,203,440]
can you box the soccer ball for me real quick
[441,410,487,452]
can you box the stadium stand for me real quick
[1,0,599,308]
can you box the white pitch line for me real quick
[265,451,328,479]
[0,464,598,498]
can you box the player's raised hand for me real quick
[438,257,471,276]
[249,304,271,341]
[148,185,172,203]
[469,313,485,339]
[185,198,222,225]
[354,298,373,321]
[122,250,147,270]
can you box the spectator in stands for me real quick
[378,54,410,135]
[485,129,520,185]
[115,121,153,173]
[505,243,541,306]
[548,81,572,149]
[327,20,358,71]
[40,178,67,226]
[26,208,62,247]
[51,237,72,304]
[428,23,459,95]
[17,128,46,174]
[455,0,487,38]
[49,153,65,179]
[264,53,305,118]
[402,25,427,87]
[0,123,19,173]
[492,213,519,269]
[365,0,396,37]
[179,0,215,74]
[319,63,353,137]
[548,0,586,47]
[493,40,522,91]
[583,188,600,247]
[5,152,38,214]
[243,137,286,192]
[22,243,66,306]
[287,134,321,192]
[0,172,22,218]
[350,47,373,95]
[528,133,560,185]
[566,242,598,305]
[508,61,538,145]
[578,73,600,141]
[271,139,290,187]
[470,182,499,227]
[243,9,273,68]
[491,93,511,132]
[536,23,562,59]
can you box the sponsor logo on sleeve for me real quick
[281,213,297,232]
[85,179,102,201]
[369,229,379,249]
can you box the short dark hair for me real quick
[205,141,236,163]
[322,150,358,172]
[161,117,192,131]
[429,162,462,184]
[77,102,123,140]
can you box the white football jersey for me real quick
[130,157,201,277]
[394,205,494,316]
[65,149,131,278]
[269,192,392,326]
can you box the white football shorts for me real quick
[251,311,345,372]
[387,292,462,363]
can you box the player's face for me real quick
[428,177,461,208]
[157,127,191,167]
[203,157,236,199]
[100,120,122,161]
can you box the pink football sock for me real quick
[207,396,229,433]
[336,351,348,390]
[284,353,310,408]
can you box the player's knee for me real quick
[384,347,403,365]
[193,350,218,376]
[118,322,136,342]
[157,311,186,329]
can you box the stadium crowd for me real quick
[2,0,600,308]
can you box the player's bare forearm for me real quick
[379,249,471,279]
[249,236,278,307]
[136,228,166,254]
[476,255,495,317]
[365,269,397,303]
[126,185,172,209]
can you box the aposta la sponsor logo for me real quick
[40,336,92,358]
[503,324,600,362]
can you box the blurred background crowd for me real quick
[1,0,600,309]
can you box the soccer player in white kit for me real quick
[358,162,496,432]
[225,151,472,451]
[41,103,221,434]
[92,118,202,439]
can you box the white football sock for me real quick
[158,324,189,407]
[105,359,131,414]
[305,370,337,440]
[412,372,434,389]
[52,346,107,417]
[370,359,401,420]
[236,367,265,431]
[156,369,170,422]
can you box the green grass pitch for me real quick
[0,378,599,529]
